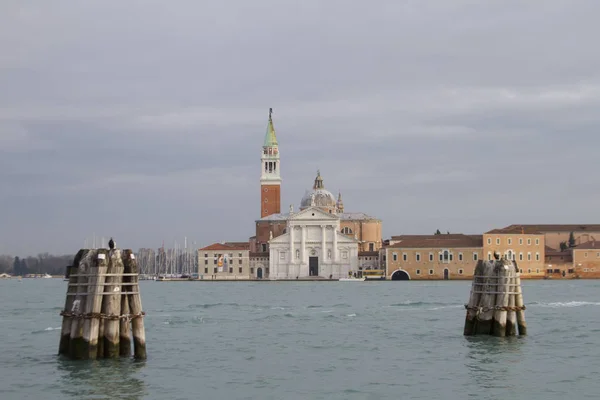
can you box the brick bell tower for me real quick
[260,108,281,218]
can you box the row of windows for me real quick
[392,250,478,263]
[205,259,243,265]
[582,252,600,258]
[487,251,540,262]
[414,268,465,275]
[487,237,540,246]
[204,253,244,258]
[203,267,267,274]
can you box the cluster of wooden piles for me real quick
[59,248,147,359]
[464,257,527,337]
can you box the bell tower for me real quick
[260,108,281,218]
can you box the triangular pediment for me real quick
[289,206,339,221]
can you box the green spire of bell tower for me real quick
[263,107,278,147]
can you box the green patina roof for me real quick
[263,108,278,147]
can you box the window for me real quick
[250,268,254,274]
[458,269,464,275]
[536,269,540,273]
[238,253,242,258]
[403,253,407,261]
[473,253,478,261]
[229,267,233,273]
[585,252,588,258]
[527,252,531,261]
[204,253,208,258]
[341,227,353,234]
[296,249,300,259]
[393,253,398,261]
[213,259,217,264]
[527,269,531,273]
[213,267,217,273]
[487,238,491,245]
[416,253,421,262]
[519,238,523,245]
[519,253,523,261]
[239,267,242,273]
[342,251,348,259]
[416,269,421,275]
[520,269,523,273]
[204,259,208,265]
[369,243,374,251]
[429,269,434,275]
[507,250,513,260]
[597,252,600,258]
[527,238,531,245]
[327,249,331,259]
[280,252,286,260]
[508,238,512,245]
[262,244,267,252]
[204,268,208,273]
[458,253,463,261]
[535,239,539,245]
[535,253,540,261]
[429,253,434,262]
[239,259,242,264]
[496,238,500,245]
[488,252,492,261]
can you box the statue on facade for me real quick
[310,192,316,207]
[269,230,273,240]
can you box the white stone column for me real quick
[301,225,306,264]
[333,227,338,262]
[289,224,294,263]
[321,225,326,262]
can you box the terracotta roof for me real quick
[387,234,483,249]
[358,251,379,257]
[495,224,600,233]
[486,226,543,234]
[573,241,600,250]
[199,242,250,251]
[545,246,570,256]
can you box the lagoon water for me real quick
[1,279,600,400]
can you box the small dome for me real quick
[300,188,337,209]
[299,170,338,212]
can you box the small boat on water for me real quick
[43,273,52,278]
[339,277,366,282]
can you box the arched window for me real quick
[341,227,353,235]
[296,249,300,259]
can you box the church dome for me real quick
[299,170,338,212]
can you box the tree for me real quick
[435,229,441,235]
[568,232,576,248]
[559,241,568,252]
[13,256,21,276]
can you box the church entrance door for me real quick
[309,257,319,276]
[257,268,263,279]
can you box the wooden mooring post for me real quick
[58,248,147,359]
[464,257,527,337]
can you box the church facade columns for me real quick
[289,224,294,263]
[321,225,326,260]
[333,227,338,262]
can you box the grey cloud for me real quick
[1,0,599,255]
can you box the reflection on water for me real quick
[463,336,524,394]
[57,357,147,400]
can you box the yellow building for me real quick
[483,226,545,278]
[198,242,254,280]
[384,234,483,280]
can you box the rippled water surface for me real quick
[1,279,600,399]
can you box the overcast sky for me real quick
[1,0,599,256]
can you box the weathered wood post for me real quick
[102,249,124,358]
[464,257,527,337]
[123,249,147,360]
[59,249,87,355]
[82,249,108,359]
[68,249,95,359]
[59,246,147,360]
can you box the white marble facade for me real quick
[268,207,359,279]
